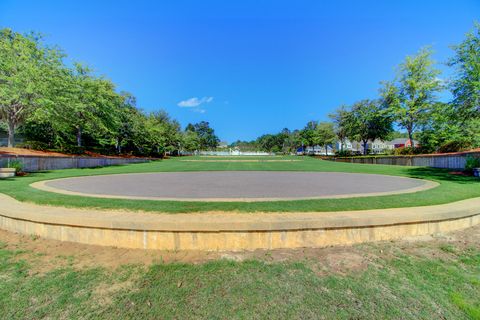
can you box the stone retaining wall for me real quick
[0,155,151,172]
[0,193,479,251]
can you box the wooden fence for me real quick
[0,155,151,172]
[328,151,480,170]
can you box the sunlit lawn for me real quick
[1,235,479,319]
[0,156,478,213]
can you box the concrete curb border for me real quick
[0,193,479,251]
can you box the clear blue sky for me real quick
[1,0,479,142]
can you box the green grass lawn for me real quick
[1,157,479,319]
[1,233,479,319]
[0,156,479,213]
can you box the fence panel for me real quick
[0,155,150,172]
[331,152,479,169]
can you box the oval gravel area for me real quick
[32,171,437,202]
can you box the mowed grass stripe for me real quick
[0,156,478,213]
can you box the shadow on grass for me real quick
[404,167,478,184]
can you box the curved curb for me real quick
[0,193,479,251]
[29,172,439,202]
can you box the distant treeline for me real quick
[232,24,480,155]
[1,24,479,156]
[0,28,219,156]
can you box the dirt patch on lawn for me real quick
[0,224,479,275]
[0,230,221,274]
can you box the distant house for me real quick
[297,137,420,156]
[305,145,335,155]
[334,138,419,155]
[387,138,418,149]
[368,139,393,154]
[217,141,229,149]
[336,140,362,154]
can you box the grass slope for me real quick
[1,239,479,319]
[0,156,479,213]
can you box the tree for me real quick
[449,23,480,120]
[182,130,200,152]
[417,102,465,152]
[381,47,442,148]
[300,121,317,152]
[257,134,281,153]
[0,28,63,147]
[185,123,196,132]
[255,129,295,154]
[229,139,260,152]
[142,110,182,156]
[329,105,350,152]
[314,122,336,155]
[36,63,121,150]
[282,129,302,154]
[70,64,120,148]
[347,100,393,155]
[113,92,141,154]
[188,121,219,150]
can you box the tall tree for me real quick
[189,121,219,150]
[143,110,182,156]
[449,23,480,120]
[417,102,466,152]
[41,63,120,149]
[314,122,336,155]
[113,91,140,154]
[0,28,63,147]
[329,105,350,152]
[381,47,442,148]
[347,100,393,155]
[182,130,200,152]
[300,121,318,152]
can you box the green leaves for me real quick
[0,28,193,156]
[449,23,480,120]
[344,100,393,154]
[187,121,220,151]
[313,122,336,155]
[0,28,64,147]
[381,47,443,146]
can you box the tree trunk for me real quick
[408,130,415,149]
[363,140,368,155]
[7,121,15,148]
[116,137,122,154]
[325,145,328,156]
[76,126,82,147]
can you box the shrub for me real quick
[335,150,354,157]
[465,155,480,173]
[17,140,51,151]
[438,140,471,153]
[384,149,396,155]
[59,145,86,155]
[394,147,414,155]
[7,160,23,173]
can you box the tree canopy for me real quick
[381,47,442,148]
[0,28,64,147]
[449,23,480,120]
[1,24,480,156]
